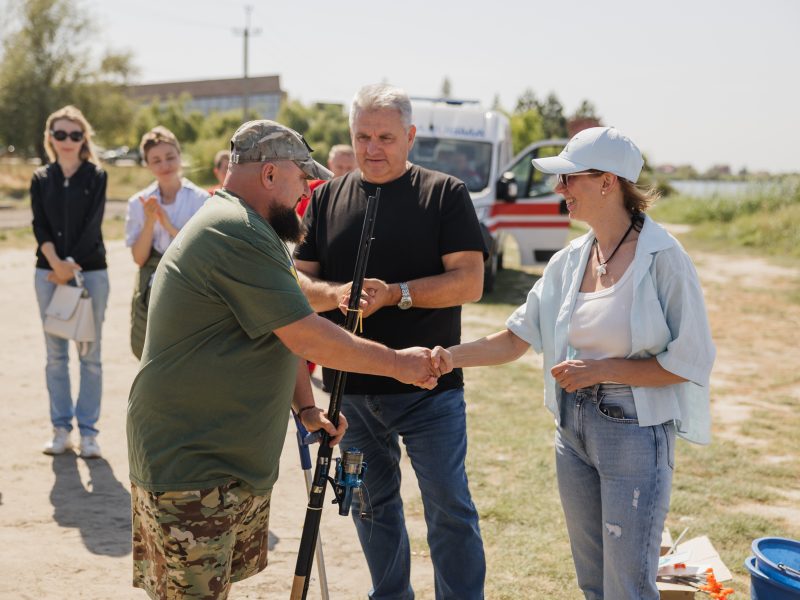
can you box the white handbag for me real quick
[44,270,96,356]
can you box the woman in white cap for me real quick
[432,127,715,599]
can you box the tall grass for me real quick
[650,177,800,259]
[0,158,214,205]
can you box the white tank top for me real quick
[568,265,634,360]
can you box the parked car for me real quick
[100,146,140,165]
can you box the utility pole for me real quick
[233,5,261,120]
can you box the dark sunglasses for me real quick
[556,170,603,186]
[50,130,84,142]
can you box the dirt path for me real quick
[0,237,797,598]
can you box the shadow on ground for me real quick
[50,453,131,556]
[480,268,541,306]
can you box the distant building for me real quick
[127,75,285,119]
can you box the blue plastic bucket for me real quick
[752,537,800,591]
[746,556,800,600]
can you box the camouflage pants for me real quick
[131,480,271,599]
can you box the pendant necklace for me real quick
[594,219,636,277]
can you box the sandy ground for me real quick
[0,240,433,600]
[2,231,799,599]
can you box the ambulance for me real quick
[408,98,570,291]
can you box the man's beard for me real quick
[268,203,305,244]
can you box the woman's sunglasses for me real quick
[50,130,84,142]
[556,171,603,186]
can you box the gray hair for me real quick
[328,144,354,161]
[349,83,412,130]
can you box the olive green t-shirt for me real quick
[127,190,313,495]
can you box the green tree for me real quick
[130,94,205,148]
[277,100,311,138]
[570,99,599,121]
[540,93,568,139]
[510,109,544,154]
[515,88,540,113]
[508,89,545,153]
[199,109,249,140]
[277,99,349,165]
[0,0,137,159]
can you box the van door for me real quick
[488,141,570,266]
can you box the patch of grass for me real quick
[0,161,198,203]
[105,164,159,201]
[0,214,126,252]
[0,225,34,250]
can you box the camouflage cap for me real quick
[229,120,333,180]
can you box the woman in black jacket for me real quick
[32,105,109,459]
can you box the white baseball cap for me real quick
[531,126,644,183]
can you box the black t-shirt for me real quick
[294,164,487,394]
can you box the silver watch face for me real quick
[398,283,412,309]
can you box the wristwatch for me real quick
[397,282,412,310]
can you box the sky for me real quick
[13,0,800,173]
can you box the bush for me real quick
[183,136,229,187]
[650,178,800,258]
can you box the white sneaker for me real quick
[43,427,72,455]
[79,435,102,459]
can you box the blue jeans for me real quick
[34,269,109,436]
[555,384,675,600]
[342,388,485,600]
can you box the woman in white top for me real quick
[432,127,715,600]
[125,126,208,358]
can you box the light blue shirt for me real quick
[125,178,209,255]
[506,215,716,444]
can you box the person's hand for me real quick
[550,359,605,392]
[360,278,396,317]
[154,203,174,231]
[340,278,397,318]
[140,195,159,224]
[48,258,81,284]
[337,281,374,316]
[431,346,454,376]
[299,407,349,447]
[338,278,393,318]
[393,347,438,389]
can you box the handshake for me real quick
[393,346,455,390]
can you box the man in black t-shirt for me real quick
[294,84,487,600]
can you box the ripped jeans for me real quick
[555,384,675,600]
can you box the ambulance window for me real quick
[409,139,492,192]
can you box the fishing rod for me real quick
[292,411,330,600]
[290,188,381,600]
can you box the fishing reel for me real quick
[331,447,367,516]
